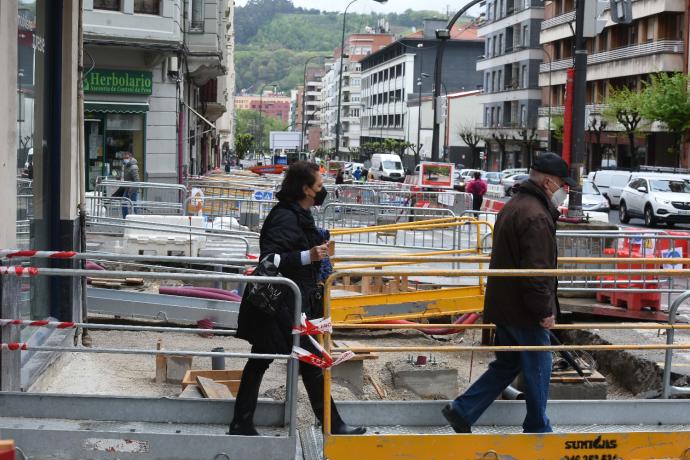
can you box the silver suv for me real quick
[619,177,690,227]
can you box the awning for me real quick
[84,101,149,114]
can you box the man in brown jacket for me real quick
[442,152,576,434]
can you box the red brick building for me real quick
[235,93,291,124]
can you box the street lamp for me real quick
[258,82,279,156]
[542,45,553,152]
[301,56,329,155]
[334,0,388,157]
[431,0,484,161]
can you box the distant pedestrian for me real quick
[121,152,139,218]
[465,171,487,211]
[442,152,575,435]
[335,169,345,185]
[353,166,362,182]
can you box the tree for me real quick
[234,133,254,160]
[235,109,288,153]
[492,132,509,170]
[551,114,565,143]
[603,84,645,170]
[459,126,482,169]
[586,116,607,171]
[512,128,538,168]
[641,72,690,168]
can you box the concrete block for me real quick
[387,361,458,399]
[332,359,364,392]
[166,356,193,384]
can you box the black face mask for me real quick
[313,187,328,206]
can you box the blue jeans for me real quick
[122,191,138,219]
[452,324,553,433]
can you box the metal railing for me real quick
[539,40,684,72]
[320,203,456,230]
[540,10,575,29]
[95,180,188,215]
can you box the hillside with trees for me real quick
[235,0,449,92]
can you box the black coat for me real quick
[483,179,561,328]
[236,201,325,353]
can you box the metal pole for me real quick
[431,0,484,162]
[335,0,358,158]
[662,290,690,398]
[416,43,423,160]
[542,46,553,152]
[568,0,587,217]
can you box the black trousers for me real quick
[231,335,345,428]
[472,194,483,211]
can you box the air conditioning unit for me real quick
[168,56,179,78]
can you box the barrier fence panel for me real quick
[319,203,457,230]
[319,267,690,460]
[95,180,187,216]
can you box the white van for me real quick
[590,170,633,208]
[371,153,405,182]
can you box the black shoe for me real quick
[442,404,472,433]
[332,422,367,435]
[228,422,260,436]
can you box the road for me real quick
[607,207,690,230]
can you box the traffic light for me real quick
[610,0,633,24]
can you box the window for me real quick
[499,34,503,54]
[388,115,394,126]
[522,65,528,88]
[498,70,502,90]
[134,0,160,14]
[522,25,529,47]
[94,0,121,10]
[485,73,490,92]
[497,107,502,126]
[351,78,360,86]
[191,0,204,31]
[351,109,360,117]
[485,108,490,126]
[520,104,526,127]
[490,107,495,126]
[395,114,401,126]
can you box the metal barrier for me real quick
[183,196,277,230]
[663,290,690,398]
[95,180,187,215]
[330,217,494,254]
[0,262,304,460]
[85,195,134,219]
[319,267,690,460]
[319,202,456,230]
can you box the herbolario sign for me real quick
[84,69,153,95]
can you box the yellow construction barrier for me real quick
[320,267,690,460]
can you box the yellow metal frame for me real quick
[331,286,483,323]
[320,266,690,460]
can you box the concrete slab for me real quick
[387,361,458,399]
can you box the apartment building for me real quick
[83,0,231,182]
[476,0,545,170]
[539,0,685,169]
[360,21,484,162]
[320,33,395,157]
[235,94,291,124]
[302,67,326,151]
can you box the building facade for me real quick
[360,21,484,162]
[235,94,291,124]
[320,33,395,158]
[83,0,231,184]
[539,0,685,169]
[476,0,545,170]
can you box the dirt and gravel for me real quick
[32,323,637,430]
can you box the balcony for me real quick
[84,0,182,44]
[537,104,606,117]
[477,47,544,71]
[476,87,542,103]
[539,40,683,85]
[479,5,544,36]
[540,10,575,30]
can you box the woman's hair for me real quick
[276,161,320,203]
[473,171,481,180]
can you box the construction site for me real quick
[2,170,690,460]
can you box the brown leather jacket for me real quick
[483,179,560,327]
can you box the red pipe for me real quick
[563,68,575,165]
[182,286,242,301]
[381,313,480,336]
[159,286,240,302]
[85,261,105,271]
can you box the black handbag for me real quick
[242,254,285,317]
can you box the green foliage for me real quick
[235,133,254,160]
[235,109,288,153]
[235,50,327,93]
[641,72,690,161]
[551,115,565,141]
[603,85,645,134]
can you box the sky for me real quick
[234,0,459,15]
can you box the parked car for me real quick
[503,173,529,196]
[371,153,405,182]
[455,168,484,190]
[619,177,690,227]
[483,171,502,185]
[563,180,610,212]
[501,168,528,180]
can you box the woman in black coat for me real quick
[230,161,366,436]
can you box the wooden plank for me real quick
[196,376,234,399]
[179,384,205,399]
[154,339,166,384]
[366,374,386,399]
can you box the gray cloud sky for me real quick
[234,0,458,15]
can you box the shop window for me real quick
[105,114,145,181]
[134,0,160,15]
[94,0,121,10]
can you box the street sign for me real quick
[253,190,274,201]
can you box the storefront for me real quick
[84,69,151,190]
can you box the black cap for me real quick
[531,152,577,187]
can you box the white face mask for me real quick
[551,187,568,207]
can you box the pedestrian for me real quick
[121,152,139,218]
[353,166,362,182]
[335,168,344,185]
[465,171,487,211]
[230,161,366,437]
[442,152,575,434]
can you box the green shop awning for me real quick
[84,101,149,114]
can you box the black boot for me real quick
[301,367,366,435]
[229,360,267,436]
